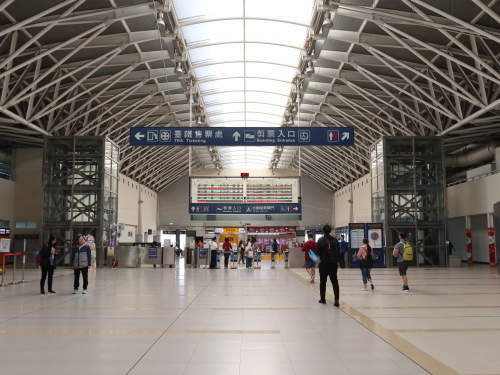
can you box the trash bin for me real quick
[449,254,462,267]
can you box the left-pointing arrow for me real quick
[135,132,145,140]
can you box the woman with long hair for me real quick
[357,238,374,291]
[237,240,245,264]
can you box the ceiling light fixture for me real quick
[322,12,333,29]
[156,11,165,27]
[305,61,315,76]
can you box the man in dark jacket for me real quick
[316,225,340,307]
[39,235,59,294]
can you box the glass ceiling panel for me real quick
[245,78,291,95]
[245,20,307,48]
[246,103,283,116]
[219,146,274,156]
[181,21,243,47]
[245,43,301,67]
[245,0,315,25]
[206,103,245,115]
[199,78,244,94]
[209,113,245,123]
[172,0,315,170]
[190,44,244,65]
[203,92,245,105]
[174,0,242,21]
[245,63,296,82]
[245,92,288,106]
[246,113,282,123]
[211,121,247,128]
[194,62,244,81]
[245,121,281,128]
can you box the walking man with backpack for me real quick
[393,232,413,292]
[316,225,340,307]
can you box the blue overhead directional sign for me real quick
[130,127,354,147]
[189,203,301,215]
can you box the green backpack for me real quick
[400,241,413,261]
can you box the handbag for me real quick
[308,249,318,262]
[247,250,254,259]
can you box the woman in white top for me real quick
[245,239,254,269]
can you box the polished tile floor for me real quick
[0,262,498,375]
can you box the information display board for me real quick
[192,179,244,203]
[348,223,385,268]
[148,247,158,259]
[190,177,300,207]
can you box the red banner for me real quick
[466,229,473,265]
[488,227,496,267]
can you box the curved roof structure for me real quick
[0,0,499,191]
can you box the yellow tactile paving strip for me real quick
[287,268,460,375]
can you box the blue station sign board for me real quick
[189,203,301,214]
[130,127,354,147]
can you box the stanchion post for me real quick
[216,250,221,269]
[12,252,17,284]
[21,251,26,283]
[230,250,237,269]
[1,255,6,286]
[271,251,275,269]
[21,240,26,283]
[253,250,261,269]
[284,250,289,269]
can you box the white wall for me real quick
[117,174,158,243]
[334,174,372,227]
[447,173,500,218]
[446,173,500,263]
[301,174,333,227]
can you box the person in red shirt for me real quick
[302,233,317,282]
[222,237,232,269]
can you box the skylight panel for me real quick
[199,78,244,94]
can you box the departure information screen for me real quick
[195,182,244,203]
[190,177,300,204]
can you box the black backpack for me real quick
[360,247,374,268]
[323,236,340,263]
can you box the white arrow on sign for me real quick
[293,207,299,211]
[135,132,145,140]
[233,131,241,141]
[191,206,195,212]
[341,132,349,140]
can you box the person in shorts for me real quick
[393,232,410,292]
[302,233,317,282]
